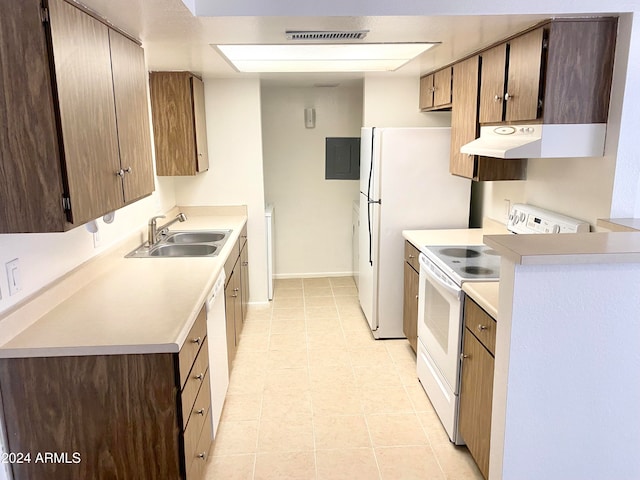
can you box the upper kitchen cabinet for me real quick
[419,67,452,111]
[479,19,617,125]
[149,72,210,176]
[450,56,526,181]
[0,0,154,234]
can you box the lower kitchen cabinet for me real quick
[459,297,497,479]
[402,241,420,353]
[0,305,212,480]
[224,224,249,369]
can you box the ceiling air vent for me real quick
[285,30,369,41]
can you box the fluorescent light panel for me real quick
[215,43,437,72]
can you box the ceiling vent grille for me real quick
[285,30,369,41]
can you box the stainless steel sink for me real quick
[148,244,218,257]
[126,229,232,258]
[164,231,227,244]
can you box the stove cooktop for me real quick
[421,244,501,284]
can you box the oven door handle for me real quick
[419,255,462,299]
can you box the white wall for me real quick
[362,75,452,127]
[261,83,363,277]
[173,78,269,302]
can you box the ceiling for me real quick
[79,0,568,86]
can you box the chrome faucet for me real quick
[148,213,187,246]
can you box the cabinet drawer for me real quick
[182,337,209,421]
[183,364,211,430]
[186,409,213,480]
[404,241,421,272]
[184,370,211,460]
[464,298,497,355]
[224,238,240,287]
[179,305,207,389]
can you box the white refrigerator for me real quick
[358,127,471,339]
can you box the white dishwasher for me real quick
[206,270,228,439]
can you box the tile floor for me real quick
[204,277,483,480]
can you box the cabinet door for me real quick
[109,30,155,203]
[479,44,507,124]
[48,0,122,225]
[191,76,209,173]
[402,262,419,353]
[240,241,249,323]
[419,74,434,110]
[433,67,452,107]
[232,268,243,345]
[225,269,237,368]
[505,28,544,122]
[459,330,494,479]
[450,56,480,179]
[0,0,66,233]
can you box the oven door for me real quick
[417,253,463,393]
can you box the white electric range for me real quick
[416,204,589,445]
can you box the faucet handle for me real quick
[149,215,166,224]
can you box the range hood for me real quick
[460,124,607,159]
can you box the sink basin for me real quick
[148,244,218,257]
[164,231,227,244]
[125,229,232,258]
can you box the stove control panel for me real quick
[507,204,590,234]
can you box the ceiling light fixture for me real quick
[213,43,438,73]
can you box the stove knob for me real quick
[513,216,519,224]
[519,212,526,222]
[552,224,561,233]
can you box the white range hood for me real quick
[460,124,607,159]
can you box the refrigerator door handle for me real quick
[367,128,376,266]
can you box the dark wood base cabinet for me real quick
[0,307,212,480]
[402,241,421,353]
[459,298,497,479]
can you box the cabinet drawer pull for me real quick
[231,293,238,298]
[494,94,502,102]
[408,254,415,259]
[504,92,512,101]
[124,166,132,174]
[115,169,125,177]
[196,408,205,416]
[234,287,239,292]
[194,372,204,381]
[477,324,488,331]
[242,261,248,266]
[460,353,469,360]
[197,452,206,460]
[191,336,202,345]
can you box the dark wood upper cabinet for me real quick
[150,71,210,176]
[0,0,155,233]
[478,18,617,125]
[48,0,123,225]
[451,56,526,181]
[419,66,452,111]
[109,29,155,204]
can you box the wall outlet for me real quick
[6,258,22,296]
[93,230,102,249]
[503,199,511,221]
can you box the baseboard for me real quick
[273,272,355,280]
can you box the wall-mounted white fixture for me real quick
[304,108,316,128]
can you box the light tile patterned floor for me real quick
[204,277,483,480]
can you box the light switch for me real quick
[6,258,22,296]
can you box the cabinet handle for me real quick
[196,408,205,416]
[408,254,415,259]
[460,353,469,361]
[494,94,502,102]
[242,261,248,266]
[504,92,512,101]
[477,324,488,331]
[124,166,132,174]
[415,295,419,300]
[191,336,202,345]
[231,293,238,298]
[194,372,204,381]
[197,453,206,460]
[115,169,125,177]
[234,287,239,292]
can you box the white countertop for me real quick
[597,218,640,232]
[0,207,247,358]
[462,282,499,319]
[402,218,509,250]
